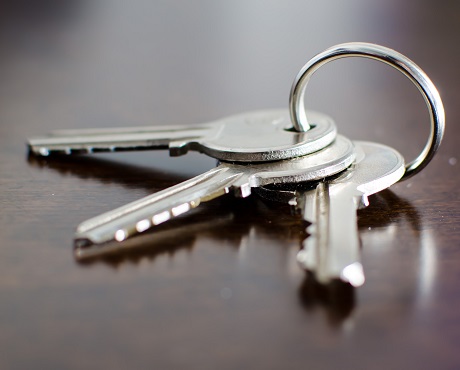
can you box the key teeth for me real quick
[306,223,315,235]
[169,141,190,156]
[234,183,251,198]
[28,145,94,157]
[297,237,317,270]
[76,199,201,245]
[296,249,309,267]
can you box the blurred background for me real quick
[1,0,458,162]
[0,1,459,369]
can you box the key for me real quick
[27,109,336,162]
[256,141,405,287]
[74,135,355,247]
[298,142,404,286]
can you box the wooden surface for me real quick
[1,1,459,369]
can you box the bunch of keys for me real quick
[27,43,445,287]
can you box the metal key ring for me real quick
[289,42,445,180]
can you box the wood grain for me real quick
[0,1,459,369]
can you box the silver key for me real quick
[296,142,405,286]
[256,141,405,287]
[27,109,336,162]
[74,135,355,247]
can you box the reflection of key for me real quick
[75,135,355,246]
[296,142,405,286]
[27,109,336,162]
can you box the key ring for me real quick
[289,42,445,180]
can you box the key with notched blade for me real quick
[256,141,405,287]
[27,109,336,162]
[74,135,355,250]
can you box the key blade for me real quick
[27,124,219,156]
[321,183,365,286]
[75,165,245,246]
[297,183,325,273]
[298,181,365,287]
[298,142,405,287]
[75,213,234,261]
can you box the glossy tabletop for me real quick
[0,1,459,369]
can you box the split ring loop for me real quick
[289,42,445,180]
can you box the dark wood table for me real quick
[1,2,459,369]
